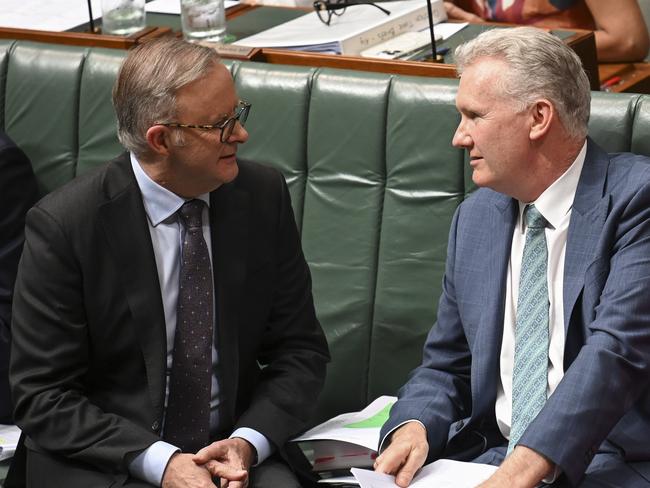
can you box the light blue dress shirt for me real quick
[128,155,272,485]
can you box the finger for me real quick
[394,448,427,488]
[195,442,228,464]
[204,460,247,481]
[374,448,406,474]
[374,443,410,474]
[228,480,248,488]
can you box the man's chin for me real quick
[220,161,239,184]
[472,170,490,188]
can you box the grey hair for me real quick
[112,37,221,156]
[454,26,591,139]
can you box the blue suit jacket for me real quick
[382,139,650,485]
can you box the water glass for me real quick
[101,0,146,36]
[181,0,227,43]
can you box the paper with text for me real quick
[0,0,102,31]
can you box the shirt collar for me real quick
[517,140,587,232]
[130,153,210,227]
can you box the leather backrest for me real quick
[2,40,649,421]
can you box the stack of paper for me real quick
[291,396,395,472]
[360,22,467,59]
[234,0,446,55]
[0,424,21,461]
[0,0,102,31]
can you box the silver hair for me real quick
[112,37,221,156]
[454,26,591,139]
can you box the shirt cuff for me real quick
[541,465,562,484]
[378,419,427,453]
[128,440,180,487]
[231,427,273,466]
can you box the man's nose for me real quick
[452,124,470,148]
[229,121,249,144]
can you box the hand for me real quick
[475,446,553,488]
[443,2,484,22]
[193,438,253,488]
[162,453,218,488]
[373,422,429,488]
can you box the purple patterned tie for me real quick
[163,199,213,453]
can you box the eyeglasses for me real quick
[313,0,390,26]
[158,101,251,143]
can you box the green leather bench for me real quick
[2,40,650,453]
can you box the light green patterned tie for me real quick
[508,204,549,454]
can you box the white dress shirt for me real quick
[495,142,587,439]
[127,155,271,485]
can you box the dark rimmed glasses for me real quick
[158,100,251,143]
[313,0,391,26]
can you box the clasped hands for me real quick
[373,422,553,488]
[162,437,255,488]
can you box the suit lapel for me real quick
[210,181,249,428]
[98,154,167,416]
[472,194,518,419]
[563,139,610,335]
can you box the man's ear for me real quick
[146,125,172,156]
[529,99,554,141]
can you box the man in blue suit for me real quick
[375,27,650,487]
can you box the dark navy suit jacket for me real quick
[382,139,650,486]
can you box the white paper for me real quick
[435,21,468,40]
[352,459,497,488]
[0,0,103,31]
[360,22,467,59]
[292,396,396,450]
[0,424,21,462]
[146,0,239,15]
[234,0,434,49]
[318,474,359,484]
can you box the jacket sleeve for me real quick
[233,171,330,448]
[380,204,473,459]
[10,204,159,474]
[519,177,650,485]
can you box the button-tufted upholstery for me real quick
[2,39,649,426]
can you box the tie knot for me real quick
[525,205,546,229]
[178,199,205,230]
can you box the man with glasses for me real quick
[10,37,329,488]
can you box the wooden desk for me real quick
[598,62,650,94]
[222,13,599,89]
[0,3,254,50]
[252,23,599,90]
[0,25,171,49]
[0,8,599,91]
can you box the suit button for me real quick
[456,420,464,432]
[152,420,160,431]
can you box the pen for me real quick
[600,75,622,91]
